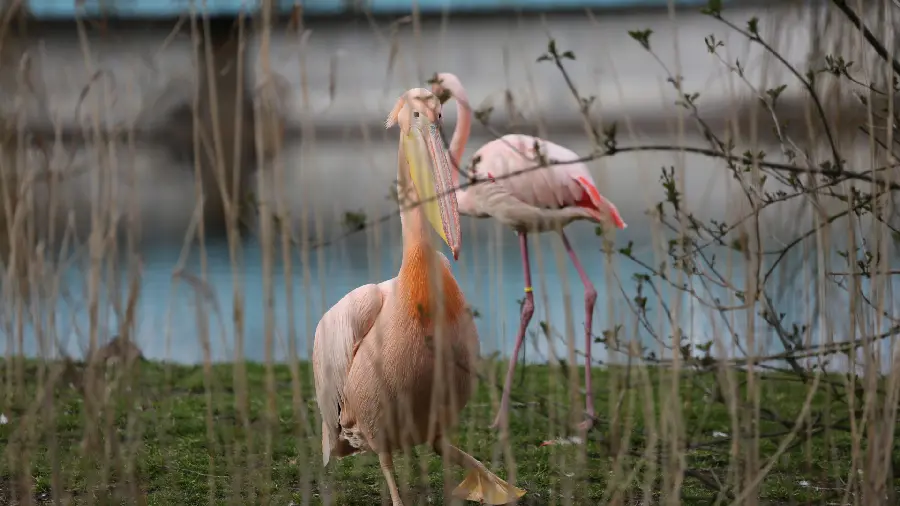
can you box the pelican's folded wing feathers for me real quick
[313,283,385,465]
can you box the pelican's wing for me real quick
[312,282,385,466]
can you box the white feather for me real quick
[312,282,386,466]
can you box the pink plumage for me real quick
[432,72,626,434]
[468,133,626,230]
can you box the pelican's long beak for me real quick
[404,118,461,260]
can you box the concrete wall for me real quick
[0,2,886,249]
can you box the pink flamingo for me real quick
[431,73,627,432]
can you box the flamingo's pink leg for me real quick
[491,232,535,429]
[560,231,598,432]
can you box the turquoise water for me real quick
[2,216,895,372]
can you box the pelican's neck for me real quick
[396,136,464,325]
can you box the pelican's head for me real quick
[385,88,461,260]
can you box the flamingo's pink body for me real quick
[432,73,627,432]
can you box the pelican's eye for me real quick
[413,111,420,118]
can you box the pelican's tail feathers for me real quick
[321,421,332,466]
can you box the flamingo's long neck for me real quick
[445,80,473,213]
[396,137,464,327]
[448,88,472,185]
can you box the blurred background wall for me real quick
[4,0,870,249]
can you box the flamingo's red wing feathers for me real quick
[573,176,627,229]
[473,135,627,230]
[573,185,595,210]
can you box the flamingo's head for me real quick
[385,88,461,260]
[427,72,464,106]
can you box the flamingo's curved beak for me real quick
[404,118,461,260]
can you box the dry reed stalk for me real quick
[1,2,900,505]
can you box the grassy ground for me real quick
[0,357,895,505]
